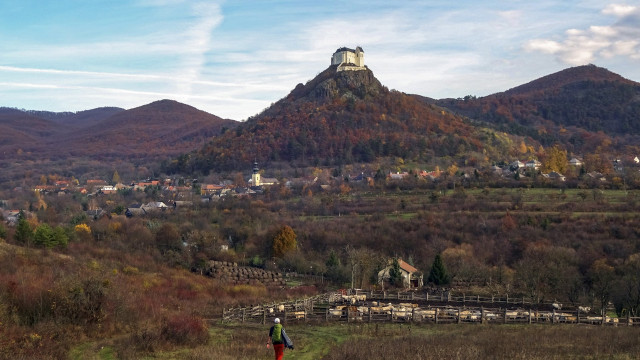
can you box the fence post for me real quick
[284,308,287,324]
[577,308,580,324]
[369,306,372,323]
[601,310,605,326]
[552,309,556,324]
[426,292,429,302]
[435,308,439,324]
[628,312,631,326]
[477,295,480,303]
[528,309,532,324]
[457,308,461,324]
[481,307,485,324]
[412,307,416,323]
[263,308,266,325]
[503,308,507,324]
[242,308,246,323]
[325,308,329,322]
[506,294,509,304]
[462,293,465,304]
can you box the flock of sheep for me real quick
[228,293,628,326]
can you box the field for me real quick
[68,322,640,360]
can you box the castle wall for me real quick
[331,49,364,68]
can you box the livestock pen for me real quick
[221,290,640,327]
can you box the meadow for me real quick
[68,322,640,360]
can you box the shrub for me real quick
[74,224,92,241]
[160,314,209,346]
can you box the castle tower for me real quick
[331,46,365,72]
[251,161,261,187]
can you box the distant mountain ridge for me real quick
[436,65,640,153]
[502,64,637,96]
[50,100,238,157]
[0,100,236,156]
[28,107,125,128]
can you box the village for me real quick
[2,154,639,225]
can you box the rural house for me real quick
[378,258,423,289]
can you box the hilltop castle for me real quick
[331,46,365,72]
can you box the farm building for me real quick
[378,258,423,289]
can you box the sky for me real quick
[1,1,639,120]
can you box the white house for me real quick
[525,160,541,170]
[544,171,566,181]
[569,158,583,167]
[389,172,409,180]
[510,160,525,170]
[378,259,423,289]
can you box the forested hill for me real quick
[436,65,640,152]
[50,99,239,158]
[176,66,516,174]
[0,100,238,183]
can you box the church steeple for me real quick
[251,160,261,186]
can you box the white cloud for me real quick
[175,2,224,97]
[525,4,640,65]
[602,4,637,17]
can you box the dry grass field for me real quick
[67,322,640,360]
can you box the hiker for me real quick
[267,317,293,360]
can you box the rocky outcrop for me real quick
[287,66,385,103]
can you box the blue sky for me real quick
[1,1,639,120]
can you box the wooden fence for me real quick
[221,290,640,327]
[349,289,553,308]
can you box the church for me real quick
[331,46,366,72]
[248,161,278,187]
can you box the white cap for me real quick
[274,318,280,324]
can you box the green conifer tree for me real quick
[14,210,33,246]
[389,258,403,287]
[427,254,450,285]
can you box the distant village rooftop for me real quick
[331,46,366,72]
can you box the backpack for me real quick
[272,324,283,343]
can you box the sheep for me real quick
[293,311,305,319]
[277,304,285,312]
[357,306,369,315]
[578,306,591,313]
[413,309,436,320]
[552,302,563,310]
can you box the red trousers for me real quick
[273,343,285,360]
